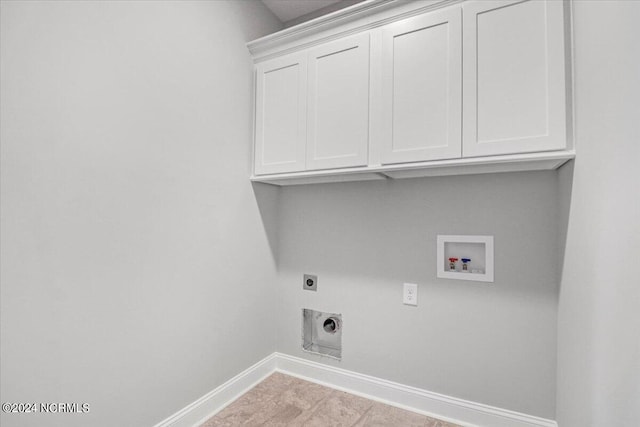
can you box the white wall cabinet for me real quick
[249,0,573,185]
[307,34,370,170]
[254,52,307,175]
[380,8,462,164]
[462,0,567,157]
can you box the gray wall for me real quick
[277,172,560,419]
[284,0,365,28]
[556,1,640,426]
[3,1,639,426]
[0,2,281,426]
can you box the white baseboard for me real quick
[152,353,277,427]
[153,352,557,427]
[274,353,557,427]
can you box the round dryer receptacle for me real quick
[323,317,340,334]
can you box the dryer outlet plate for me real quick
[303,274,317,291]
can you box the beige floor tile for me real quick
[353,402,425,427]
[201,390,278,426]
[276,377,333,411]
[295,390,373,427]
[260,402,304,426]
[253,372,302,397]
[199,373,461,427]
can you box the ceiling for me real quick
[262,0,344,23]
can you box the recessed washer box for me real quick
[437,235,494,282]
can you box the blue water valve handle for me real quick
[461,258,471,263]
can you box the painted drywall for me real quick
[276,171,560,419]
[0,2,281,427]
[556,1,640,426]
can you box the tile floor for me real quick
[200,372,461,426]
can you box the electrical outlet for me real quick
[403,283,418,306]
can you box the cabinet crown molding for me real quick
[248,0,461,62]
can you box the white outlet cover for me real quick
[403,283,418,306]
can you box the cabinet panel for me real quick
[381,8,462,164]
[463,0,567,157]
[254,53,307,175]
[307,34,370,170]
[249,0,572,184]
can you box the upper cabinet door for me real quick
[463,0,567,157]
[306,34,370,171]
[380,8,462,165]
[254,52,307,175]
